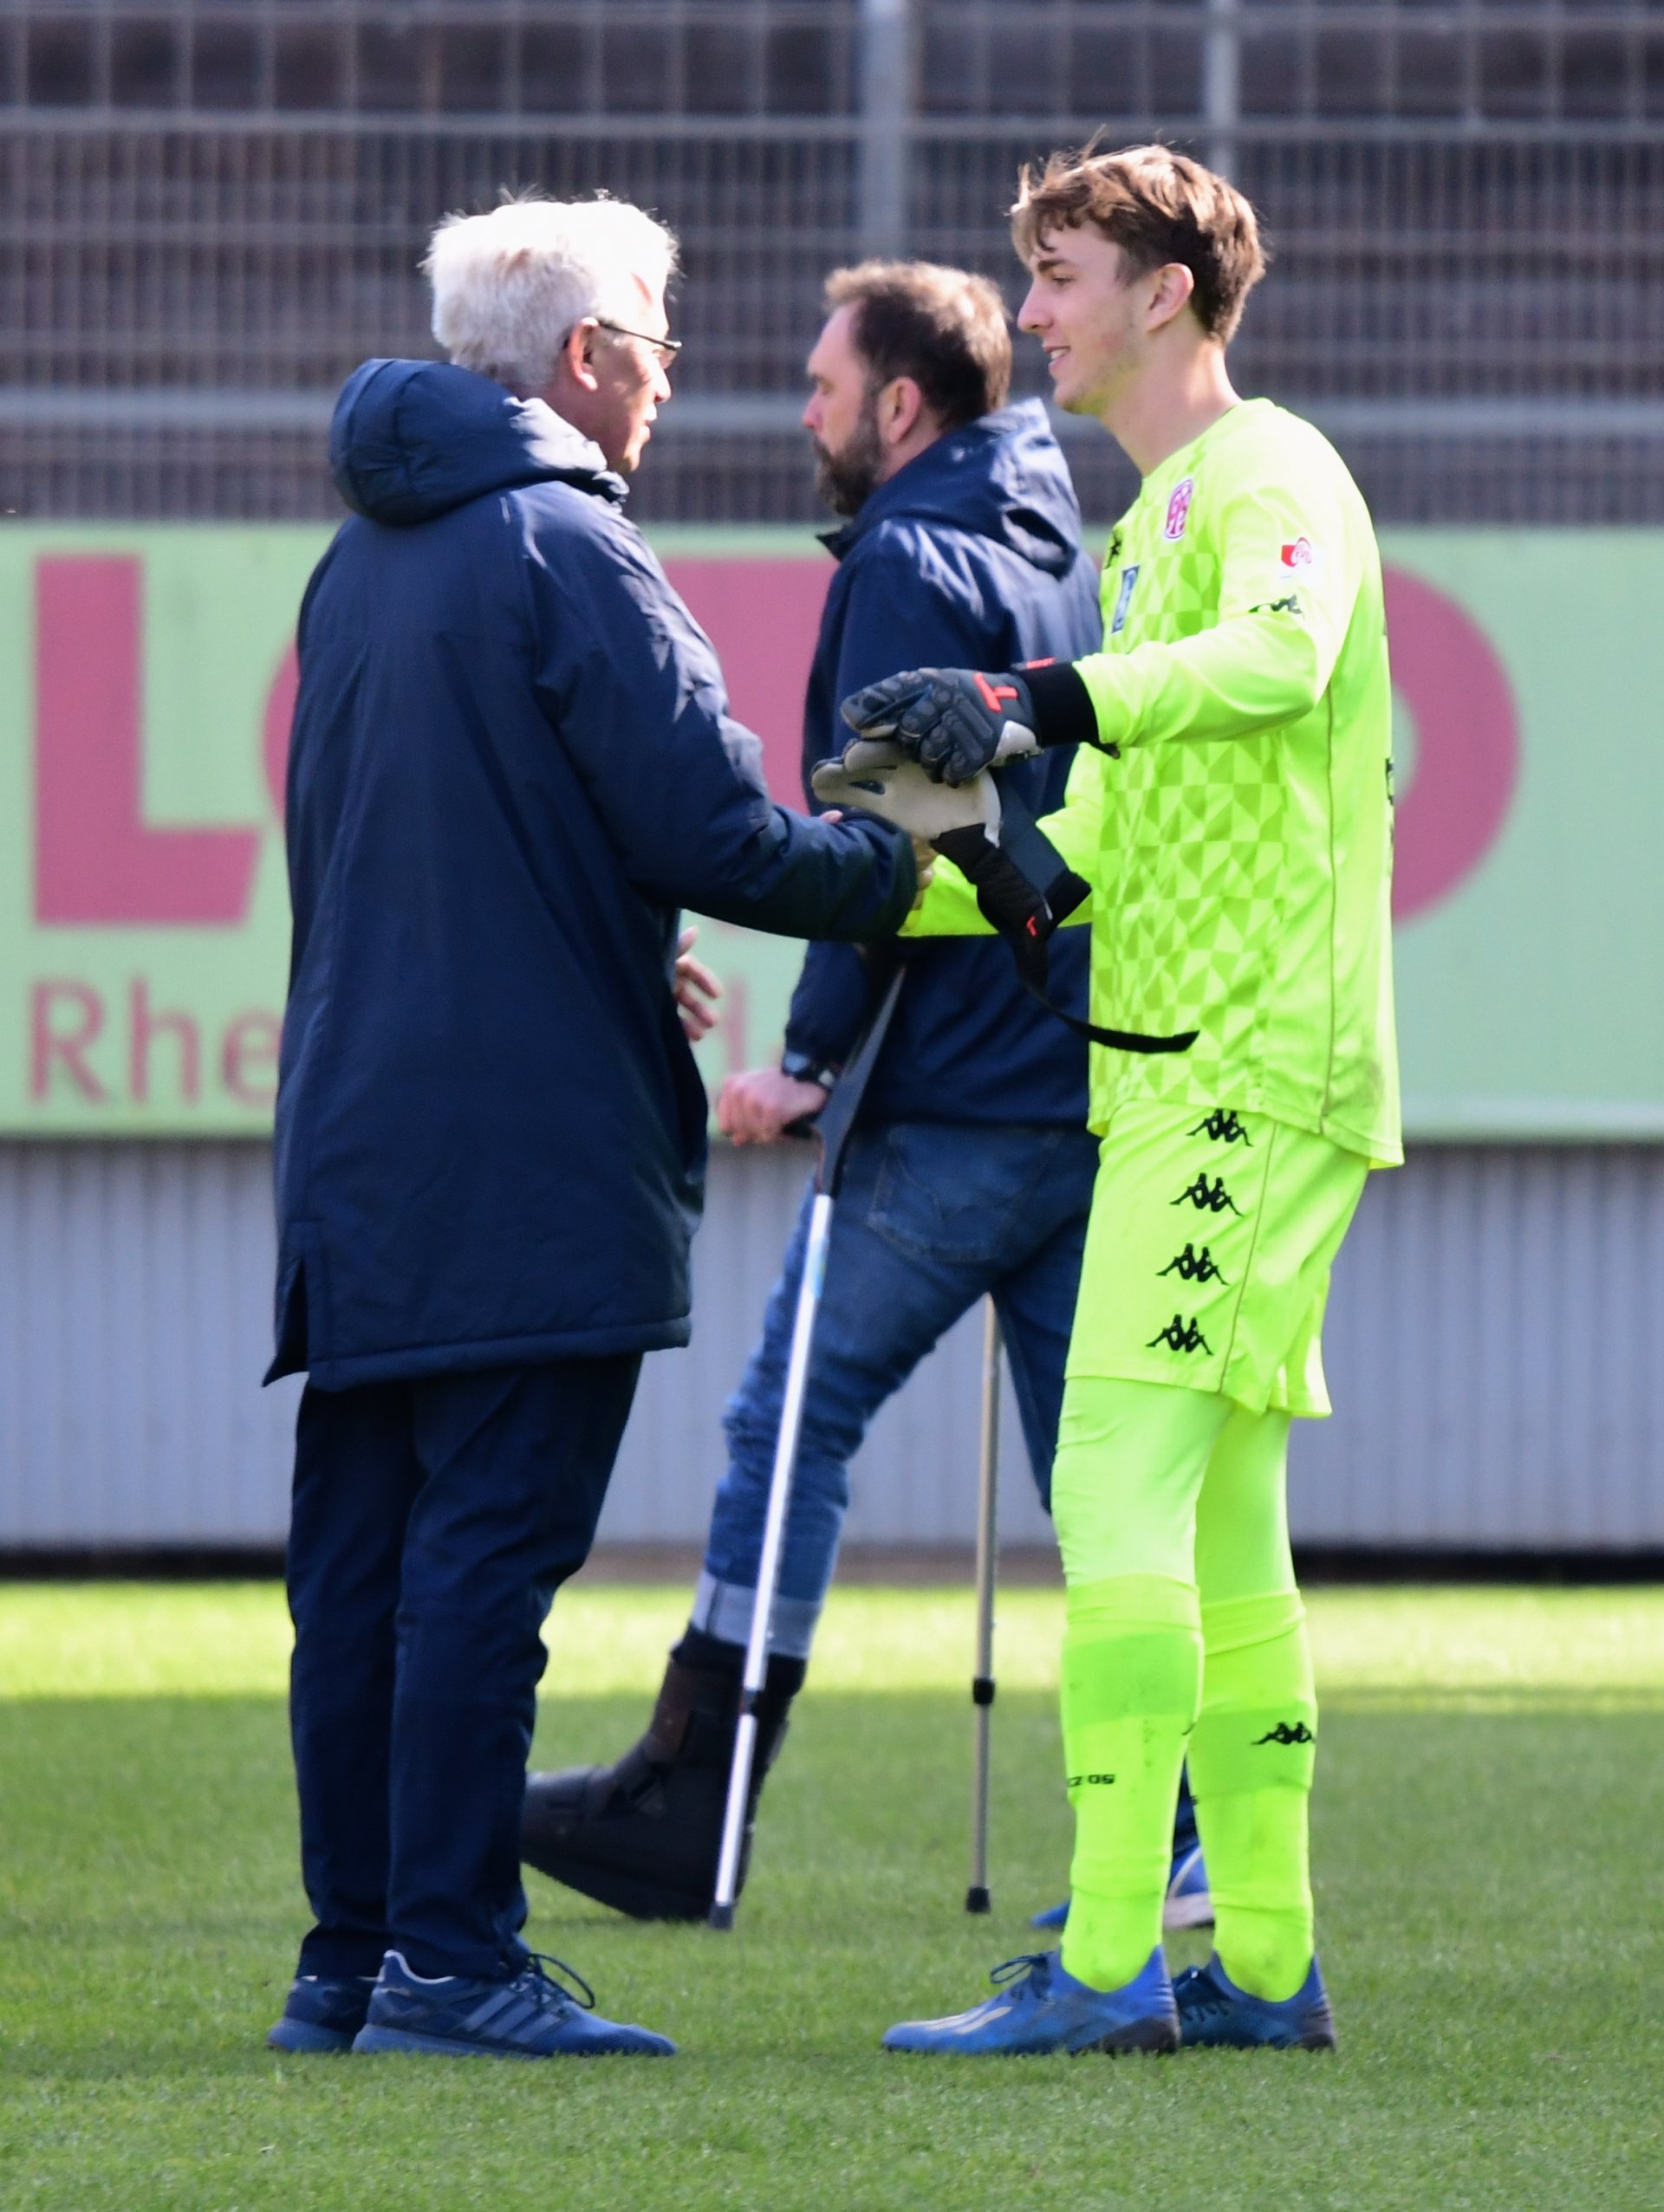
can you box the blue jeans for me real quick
[694,1120,1100,1659]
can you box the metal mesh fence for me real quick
[3,1,1662,524]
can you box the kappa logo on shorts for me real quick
[1148,1314,1212,1355]
[1164,476,1195,541]
[1173,1172,1242,1216]
[1188,1109,1251,1146]
[1160,1242,1227,1285]
[1253,1722,1316,1747]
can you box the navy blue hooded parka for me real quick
[782,399,1104,1125]
[270,360,913,1390]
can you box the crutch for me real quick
[965,1299,1001,1912]
[708,964,907,1930]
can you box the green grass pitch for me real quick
[1,1582,1660,2209]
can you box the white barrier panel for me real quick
[0,1140,1659,1553]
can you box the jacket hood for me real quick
[823,399,1082,576]
[329,358,627,525]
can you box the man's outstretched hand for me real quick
[718,1066,829,1145]
[840,667,1039,786]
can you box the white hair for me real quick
[425,197,679,396]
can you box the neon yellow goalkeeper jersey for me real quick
[914,397,1401,1164]
[1065,399,1399,1162]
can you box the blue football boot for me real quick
[1173,1955,1336,2051]
[882,1949,1179,2057]
[352,1949,675,2059]
[266,1972,376,2053]
[1030,1840,1214,1935]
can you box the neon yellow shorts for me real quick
[1065,1100,1373,1417]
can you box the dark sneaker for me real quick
[881,1949,1179,2057]
[522,1651,796,1921]
[1174,1954,1336,2051]
[351,1949,674,2059]
[266,1972,376,2053]
[1030,1839,1214,1936]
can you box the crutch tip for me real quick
[964,1885,991,1915]
[706,1901,737,1931]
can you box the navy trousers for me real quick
[286,1356,640,1982]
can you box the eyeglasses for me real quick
[593,320,682,370]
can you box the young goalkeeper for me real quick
[843,144,1400,2056]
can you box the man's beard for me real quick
[811,392,885,517]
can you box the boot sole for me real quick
[884,2014,1181,2058]
[1181,2028,1337,2052]
[353,2023,672,2060]
[1082,2015,1181,2056]
[354,2024,535,2060]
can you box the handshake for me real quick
[819,665,1196,1060]
[812,664,1086,989]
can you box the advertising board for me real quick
[1,522,1657,1138]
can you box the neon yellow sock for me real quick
[1188,1590,1316,2001]
[1058,1573,1201,1994]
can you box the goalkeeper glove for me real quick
[840,660,1101,786]
[809,743,1087,980]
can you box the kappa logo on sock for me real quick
[1172,1172,1242,1216]
[1067,1773,1117,1787]
[1188,1108,1252,1145]
[1160,1242,1228,1286]
[1253,1722,1316,1747]
[1147,1314,1212,1355]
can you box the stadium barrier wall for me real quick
[0,1137,1659,1557]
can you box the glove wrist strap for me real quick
[1020,659,1109,755]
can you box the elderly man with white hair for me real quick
[263,198,919,2061]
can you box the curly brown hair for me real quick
[1011,143,1266,345]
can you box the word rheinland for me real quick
[29,980,281,1111]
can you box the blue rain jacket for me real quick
[782,400,1103,1125]
[270,360,913,1388]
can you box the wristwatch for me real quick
[780,1048,838,1089]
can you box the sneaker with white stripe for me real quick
[351,1949,675,2058]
